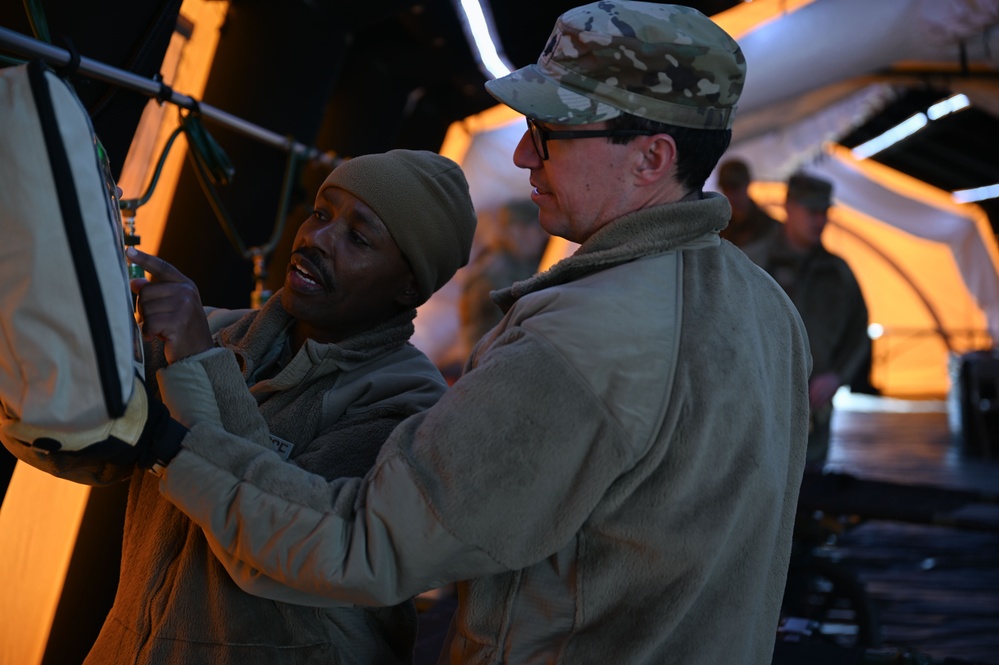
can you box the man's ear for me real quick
[633,134,678,185]
[396,275,421,308]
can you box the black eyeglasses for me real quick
[526,117,654,160]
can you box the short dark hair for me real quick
[607,113,731,194]
[786,172,833,211]
[718,159,751,189]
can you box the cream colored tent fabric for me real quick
[726,0,999,141]
[712,0,999,397]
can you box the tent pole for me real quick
[0,26,338,169]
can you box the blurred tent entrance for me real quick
[419,0,999,400]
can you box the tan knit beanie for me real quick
[321,150,477,304]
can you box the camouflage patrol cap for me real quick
[786,173,834,211]
[484,1,746,130]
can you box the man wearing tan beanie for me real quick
[5,149,476,665]
[323,149,476,304]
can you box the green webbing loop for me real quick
[119,105,305,273]
[180,107,235,187]
[179,106,249,257]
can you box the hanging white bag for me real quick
[0,59,147,455]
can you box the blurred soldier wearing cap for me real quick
[752,172,871,470]
[149,4,811,664]
[717,158,780,251]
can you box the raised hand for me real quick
[128,247,214,364]
[808,371,842,411]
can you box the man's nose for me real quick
[300,218,343,250]
[513,129,542,169]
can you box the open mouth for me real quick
[288,252,330,291]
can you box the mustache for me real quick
[291,247,335,290]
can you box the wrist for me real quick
[147,416,189,476]
[135,392,189,475]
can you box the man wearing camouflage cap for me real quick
[150,4,811,664]
[752,172,871,471]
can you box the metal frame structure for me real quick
[0,25,337,169]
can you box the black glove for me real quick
[134,383,189,475]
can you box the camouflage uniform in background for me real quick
[717,159,781,251]
[752,207,871,468]
[458,200,549,361]
[723,197,782,269]
[720,199,780,247]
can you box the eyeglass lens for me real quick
[527,118,547,160]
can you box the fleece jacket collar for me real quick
[493,192,731,313]
[216,288,418,378]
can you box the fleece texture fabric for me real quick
[159,193,812,665]
[3,292,447,665]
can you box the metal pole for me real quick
[0,26,339,169]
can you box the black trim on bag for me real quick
[27,60,125,418]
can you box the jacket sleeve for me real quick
[156,346,270,444]
[158,328,635,606]
[156,346,325,602]
[205,410,444,605]
[157,343,454,605]
[156,366,366,608]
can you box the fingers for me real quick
[126,248,213,363]
[126,247,190,285]
[808,372,841,410]
[134,281,214,363]
[137,282,203,321]
[135,281,200,341]
[130,277,150,295]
